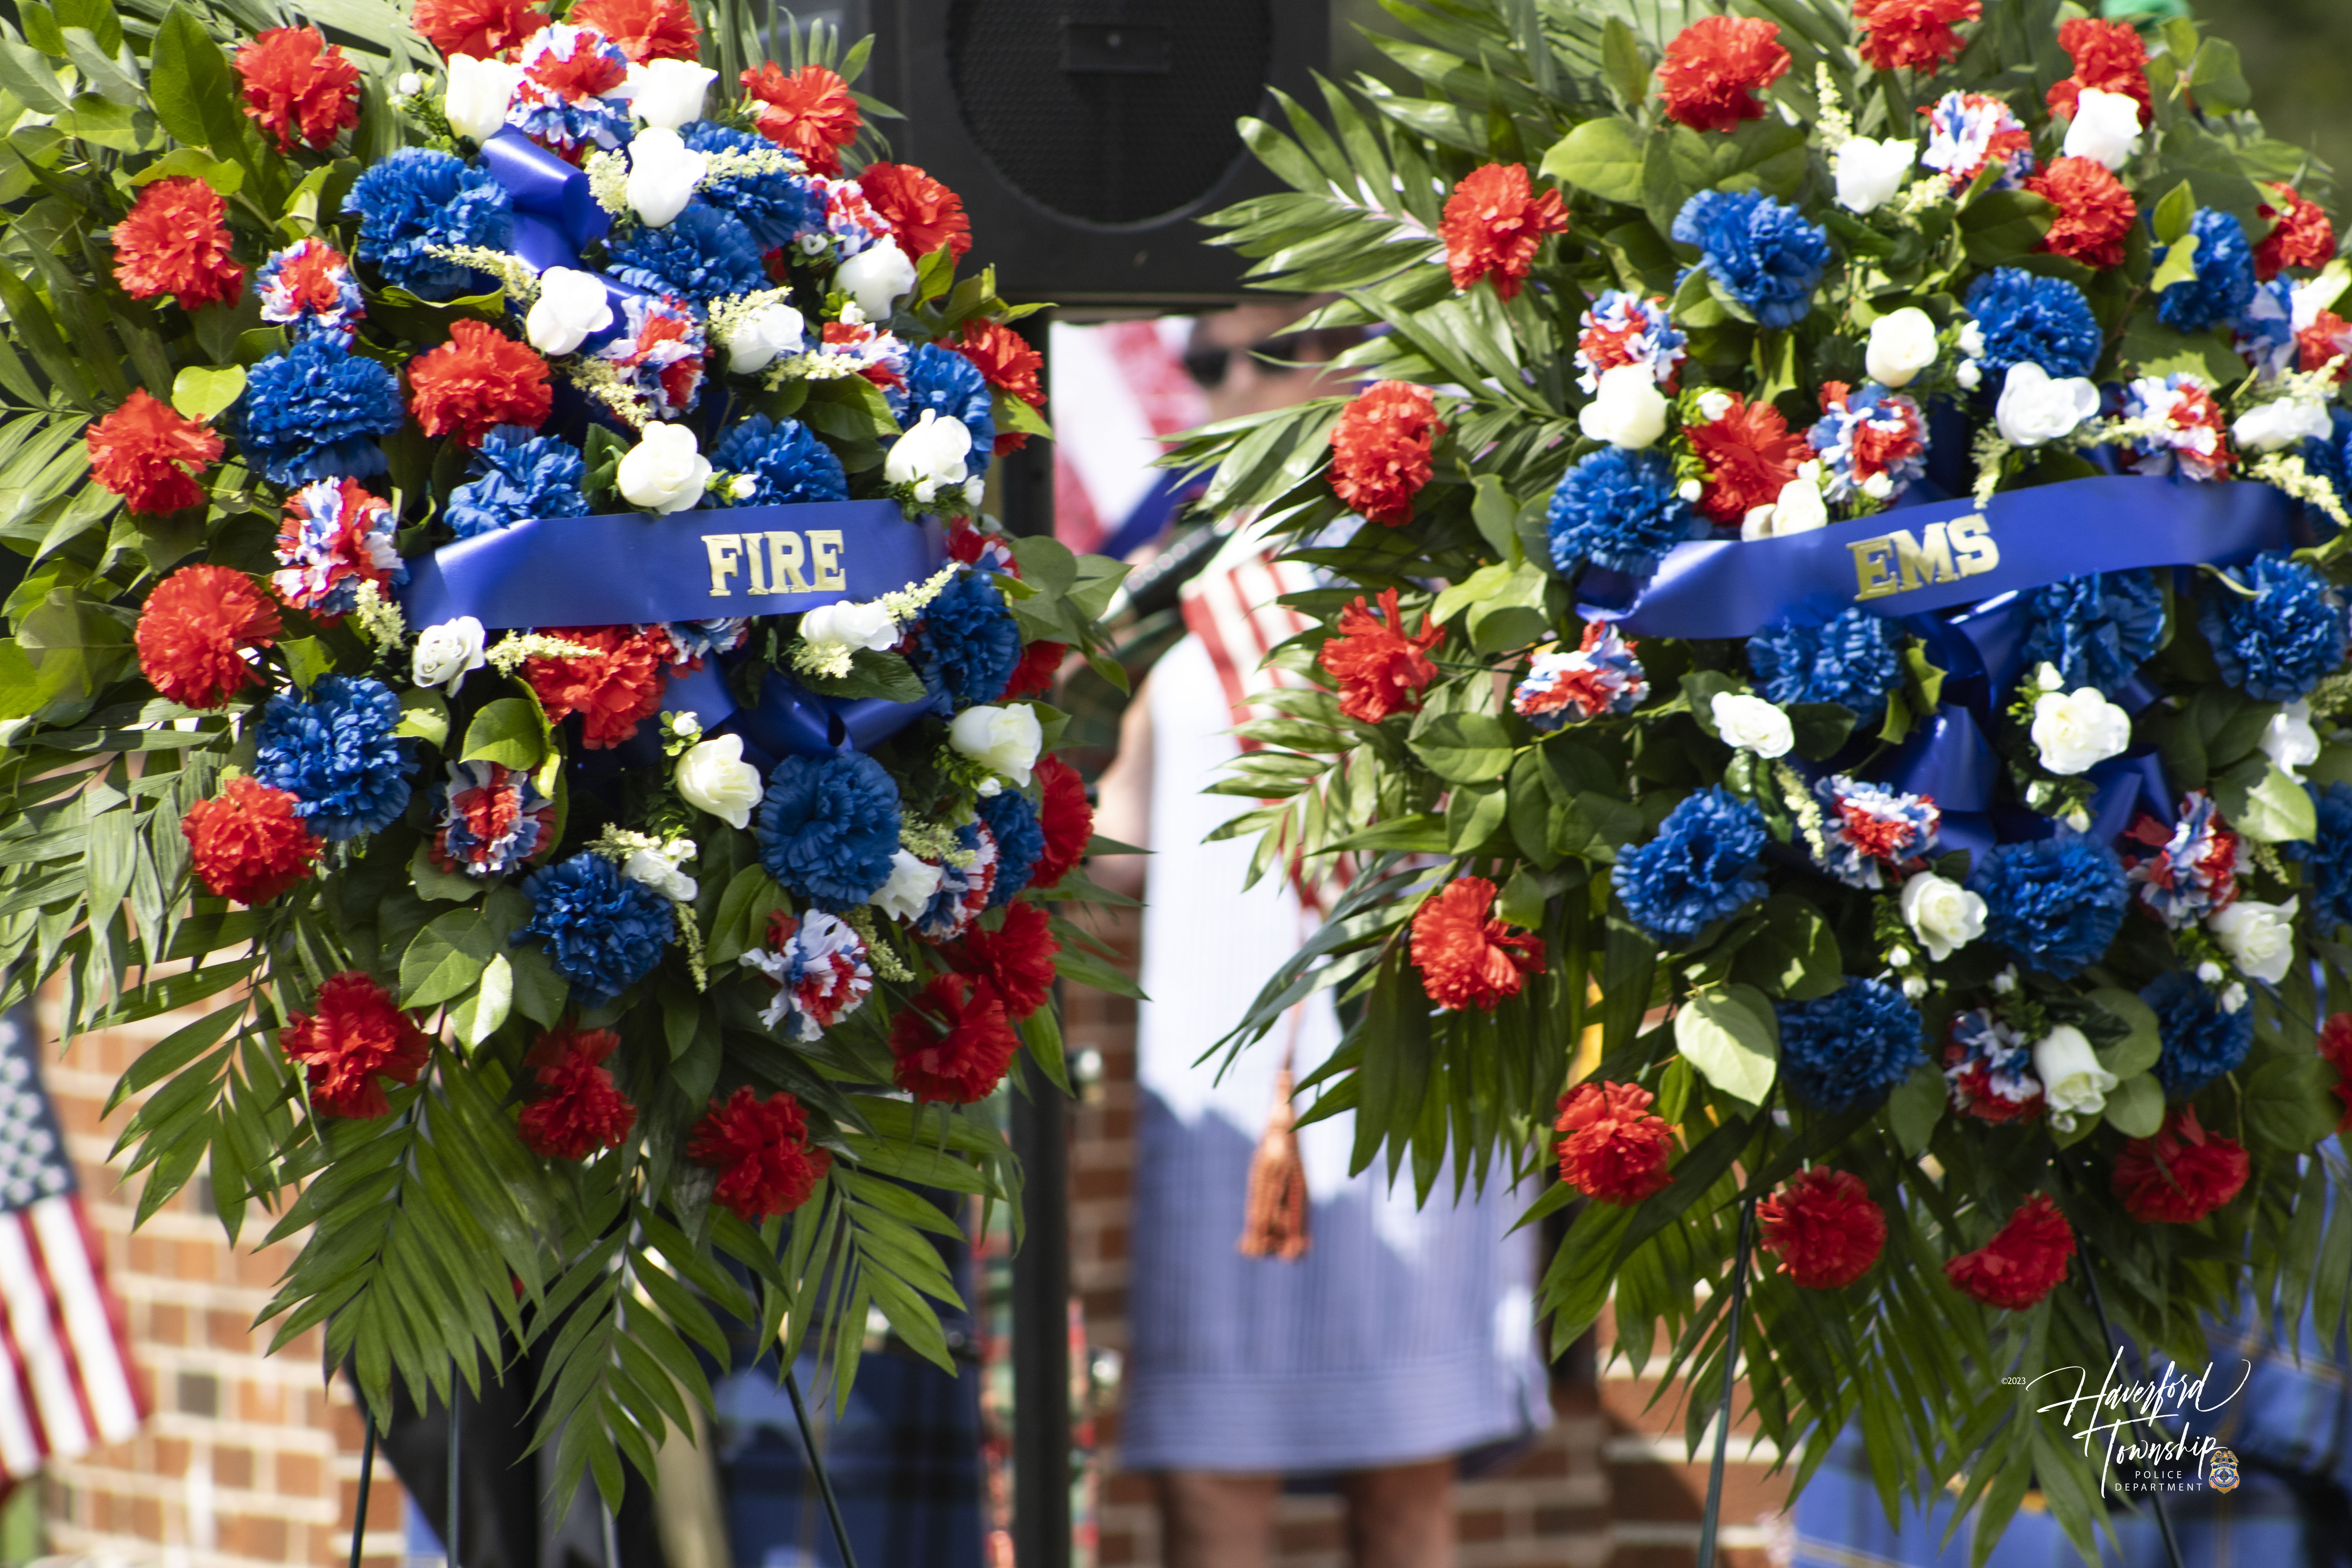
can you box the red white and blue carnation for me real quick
[1943,1009,2043,1122]
[741,910,873,1042]
[811,174,892,256]
[1920,91,2033,191]
[1512,624,1648,730]
[2121,373,2236,482]
[431,760,555,877]
[2122,791,2241,929]
[256,239,365,343]
[2235,278,2298,380]
[1807,382,1927,505]
[809,316,909,389]
[1573,291,1685,396]
[1817,776,1940,890]
[917,821,999,942]
[595,294,706,419]
[272,478,406,615]
[651,618,750,664]
[947,520,1018,576]
[508,23,634,154]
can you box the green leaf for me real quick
[399,907,496,1009]
[170,364,246,422]
[1496,867,1546,931]
[1601,16,1647,111]
[449,953,512,1048]
[1673,984,1779,1106]
[396,688,450,747]
[280,636,335,692]
[1730,894,1842,1000]
[1539,115,1645,205]
[1959,190,2056,267]
[2235,762,2318,843]
[2118,314,2245,386]
[2086,987,2162,1077]
[409,839,480,904]
[2100,1073,2164,1138]
[1408,713,1514,784]
[507,940,567,1028]
[2149,230,2201,294]
[2151,180,2197,247]
[2243,1055,2337,1152]
[1887,1062,1947,1156]
[461,698,546,771]
[791,648,927,703]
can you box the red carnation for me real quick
[740,63,862,176]
[948,901,1060,1018]
[407,319,553,447]
[1410,876,1545,1013]
[955,319,1046,454]
[1328,380,1445,525]
[2026,156,2137,270]
[1439,163,1569,301]
[1002,639,1067,699]
[1687,393,1808,525]
[2046,17,2151,126]
[1852,0,1979,74]
[136,563,281,708]
[1656,16,1790,134]
[2317,1013,2352,1134]
[1943,1192,2074,1311]
[89,389,224,517]
[1555,1081,1675,1205]
[888,973,1021,1104]
[524,625,671,749]
[2299,309,2352,383]
[2112,1107,2248,1225]
[1031,755,1093,891]
[233,27,361,152]
[2254,183,2336,281]
[688,1085,831,1220]
[568,0,697,62]
[1319,587,1445,725]
[1758,1167,1887,1289]
[112,177,246,309]
[412,0,542,58]
[516,1023,637,1160]
[182,775,323,906]
[280,972,431,1120]
[858,162,971,262]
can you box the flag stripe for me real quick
[0,1210,89,1460]
[31,1197,140,1444]
[0,1227,43,1481]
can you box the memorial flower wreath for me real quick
[0,0,1129,1499]
[1178,0,2352,1551]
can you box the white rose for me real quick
[2210,896,2298,984]
[2030,685,2132,775]
[626,127,708,228]
[2219,982,2249,1013]
[397,72,423,98]
[949,702,1043,786]
[836,238,917,322]
[2261,699,2321,780]
[1994,361,2101,448]
[726,301,806,374]
[412,616,488,695]
[800,600,899,655]
[1955,360,1983,391]
[1677,477,1704,503]
[1865,307,1939,389]
[674,734,762,829]
[885,409,972,503]
[2063,87,2144,172]
[624,58,716,130]
[1695,389,1735,423]
[1740,473,1829,541]
[1835,135,1915,214]
[871,849,945,922]
[443,56,521,143]
[1577,363,1670,449]
[1900,871,1987,962]
[524,266,615,356]
[622,846,698,903]
[2232,397,2333,454]
[618,422,711,513]
[1709,692,1793,759]
[2032,1025,2118,1132]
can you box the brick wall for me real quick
[29,992,405,1568]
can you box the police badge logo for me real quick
[2210,1447,2241,1493]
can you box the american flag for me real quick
[0,1005,145,1483]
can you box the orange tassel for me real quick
[1238,1065,1310,1260]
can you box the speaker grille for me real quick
[944,0,1272,226]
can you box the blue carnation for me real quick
[2141,971,2254,1098]
[2294,782,2352,931]
[445,426,589,538]
[1969,834,2127,977]
[1776,979,1924,1113]
[1746,606,1902,717]
[708,414,849,507]
[915,570,1023,707]
[608,203,770,305]
[516,853,673,1006]
[341,149,514,299]
[252,675,413,842]
[681,122,828,250]
[1612,788,1769,941]
[2198,551,2349,702]
[755,753,903,910]
[234,338,405,486]
[890,345,998,477]
[978,788,1044,907]
[1670,190,1832,330]
[2154,209,2258,334]
[1547,447,1702,580]
[2017,572,2165,697]
[1962,269,2102,379]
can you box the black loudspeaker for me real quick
[850,0,1330,304]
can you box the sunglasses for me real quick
[1181,329,1356,388]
